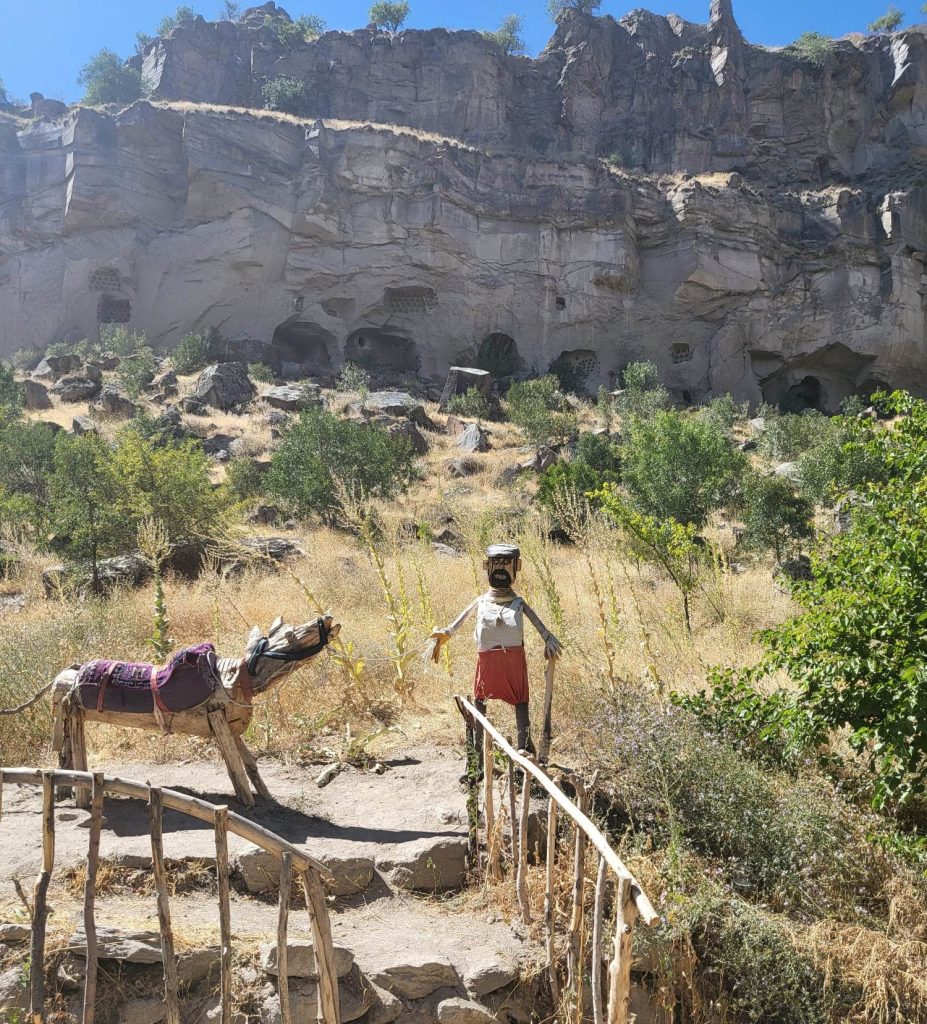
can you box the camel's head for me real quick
[244,615,341,689]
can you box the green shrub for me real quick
[788,31,834,66]
[336,361,371,395]
[758,410,829,461]
[537,460,614,522]
[615,360,671,420]
[797,416,884,507]
[697,393,749,432]
[224,457,265,501]
[171,331,218,374]
[740,470,814,559]
[368,0,410,31]
[619,410,745,528]
[78,49,144,105]
[117,346,157,398]
[505,374,576,448]
[447,386,489,420]
[261,76,312,116]
[868,4,903,31]
[0,421,58,537]
[482,14,526,55]
[265,13,326,46]
[546,0,602,18]
[574,430,621,474]
[248,362,274,383]
[0,362,22,423]
[266,407,415,523]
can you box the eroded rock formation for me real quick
[1,1,925,408]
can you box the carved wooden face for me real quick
[484,555,520,589]
[245,615,341,667]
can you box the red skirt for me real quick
[474,646,529,705]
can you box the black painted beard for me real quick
[489,568,512,588]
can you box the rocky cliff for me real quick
[0,1,925,408]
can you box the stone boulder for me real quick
[461,957,519,997]
[235,848,374,897]
[457,423,489,453]
[248,505,280,526]
[260,965,373,1024]
[180,396,207,414]
[364,391,433,427]
[71,416,99,435]
[444,458,477,478]
[387,419,427,455]
[369,953,458,999]
[774,555,814,586]
[68,926,163,963]
[773,461,801,483]
[263,383,322,411]
[50,375,101,403]
[202,433,236,459]
[91,386,138,419]
[42,554,152,598]
[33,353,81,379]
[82,362,103,384]
[239,536,303,562]
[436,997,495,1024]
[260,939,355,978]
[194,362,255,411]
[22,378,51,410]
[438,366,492,412]
[377,836,468,892]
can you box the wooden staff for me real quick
[516,756,532,925]
[483,728,501,880]
[506,751,517,874]
[149,789,181,1024]
[214,806,232,1024]
[606,876,638,1024]
[302,869,340,1024]
[538,655,558,764]
[82,773,104,1024]
[30,771,55,1024]
[591,855,608,1024]
[544,795,560,1008]
[566,777,588,998]
[278,853,293,1024]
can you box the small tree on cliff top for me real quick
[483,14,526,55]
[868,4,903,31]
[547,0,602,20]
[78,50,144,105]
[369,0,410,32]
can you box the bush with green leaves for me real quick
[536,446,619,523]
[0,362,22,422]
[788,31,834,66]
[697,393,749,432]
[482,14,526,55]
[619,410,744,528]
[546,0,601,19]
[265,13,326,46]
[248,362,274,383]
[868,4,903,31]
[447,386,489,420]
[614,360,671,420]
[78,49,144,105]
[117,345,157,398]
[505,374,576,448]
[0,420,59,536]
[266,407,415,523]
[171,330,218,375]
[223,457,265,501]
[758,409,830,461]
[797,414,883,506]
[369,0,410,31]
[336,361,371,395]
[261,76,312,116]
[740,470,814,560]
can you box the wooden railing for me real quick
[454,696,659,1024]
[0,768,341,1024]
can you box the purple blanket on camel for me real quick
[75,642,219,715]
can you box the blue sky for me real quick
[1,0,923,103]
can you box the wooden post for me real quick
[591,855,608,1024]
[506,752,517,872]
[567,778,588,997]
[208,708,255,807]
[277,853,293,1024]
[214,806,232,1024]
[516,756,533,925]
[149,789,181,1024]
[302,869,340,1024]
[606,877,638,1024]
[82,773,104,1024]
[30,772,55,1024]
[538,655,557,764]
[482,729,501,880]
[235,736,271,800]
[544,796,559,1009]
[69,709,90,810]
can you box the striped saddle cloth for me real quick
[75,642,219,716]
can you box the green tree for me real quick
[261,76,312,115]
[171,330,218,374]
[620,411,744,528]
[788,31,834,66]
[0,421,58,537]
[266,13,326,45]
[266,407,415,523]
[447,386,490,420]
[369,0,410,31]
[739,471,813,561]
[48,433,123,593]
[756,392,927,806]
[158,5,197,34]
[868,4,903,30]
[482,14,526,55]
[78,49,144,105]
[0,362,22,423]
[220,0,240,20]
[615,360,671,420]
[797,414,883,506]
[547,0,602,20]
[117,345,157,398]
[505,374,576,448]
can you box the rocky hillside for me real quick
[1,0,925,408]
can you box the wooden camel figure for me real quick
[51,615,340,809]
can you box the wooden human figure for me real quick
[430,543,562,761]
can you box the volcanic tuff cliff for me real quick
[1,0,926,408]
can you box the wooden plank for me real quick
[208,708,255,807]
[606,876,638,1024]
[214,806,232,1024]
[544,796,559,1009]
[30,772,55,1024]
[591,855,608,1024]
[506,752,517,867]
[69,710,90,810]
[516,756,532,925]
[567,777,588,998]
[2,770,330,877]
[302,869,340,1024]
[149,789,181,1024]
[538,655,557,764]
[482,728,501,880]
[82,773,104,1024]
[453,697,658,925]
[278,852,293,1024]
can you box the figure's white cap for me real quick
[486,543,520,559]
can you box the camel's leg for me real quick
[69,707,90,810]
[235,736,272,800]
[207,708,254,807]
[55,696,74,802]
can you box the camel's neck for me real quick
[219,657,289,698]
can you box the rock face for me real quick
[195,362,256,410]
[1,6,926,409]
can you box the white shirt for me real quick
[443,593,553,653]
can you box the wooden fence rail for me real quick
[454,695,659,1024]
[0,768,341,1024]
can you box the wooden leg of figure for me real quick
[235,736,272,800]
[69,709,90,811]
[208,709,254,807]
[55,700,73,802]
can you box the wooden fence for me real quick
[0,768,341,1024]
[454,695,659,1024]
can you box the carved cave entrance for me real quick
[476,333,521,377]
[345,329,419,373]
[269,320,335,374]
[548,349,600,394]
